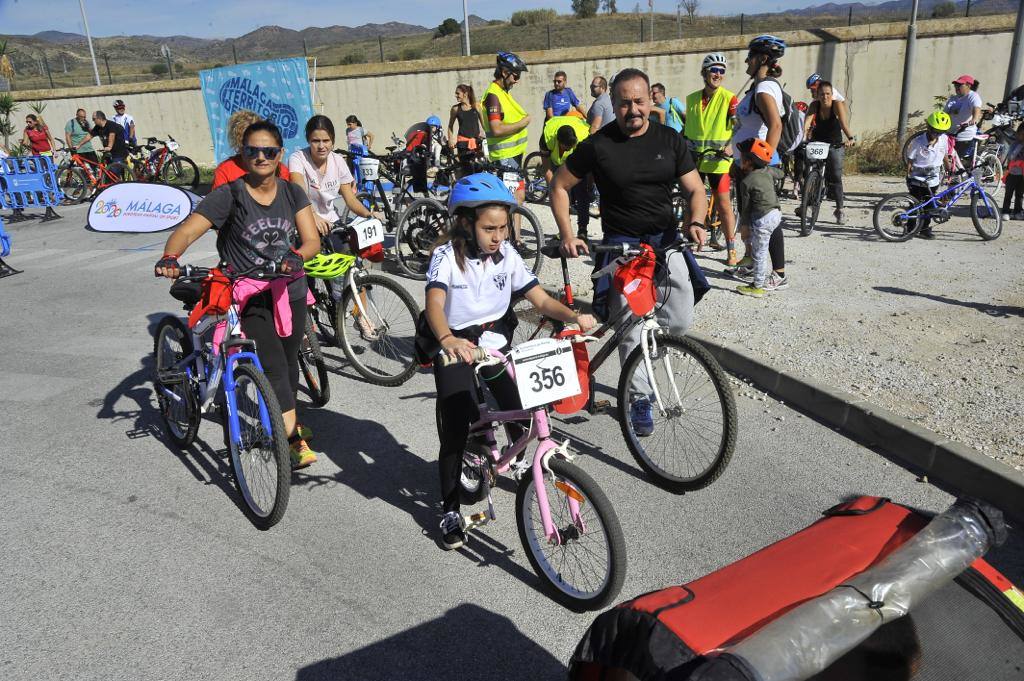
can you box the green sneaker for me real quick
[736,284,766,298]
[296,424,313,441]
[290,438,318,469]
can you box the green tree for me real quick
[150,63,168,76]
[0,92,18,148]
[572,0,600,18]
[435,18,461,37]
[931,1,956,18]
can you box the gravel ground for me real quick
[530,173,1024,471]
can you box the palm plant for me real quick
[0,92,18,148]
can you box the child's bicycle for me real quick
[153,264,296,529]
[439,340,626,611]
[512,239,737,493]
[873,169,1002,242]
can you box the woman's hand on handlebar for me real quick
[279,249,305,274]
[154,254,180,279]
[441,335,478,365]
[314,214,332,236]
[560,236,589,258]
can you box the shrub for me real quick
[511,9,558,26]
[572,0,600,18]
[846,131,905,176]
[435,18,461,38]
[150,63,168,76]
[400,48,423,61]
[932,2,956,18]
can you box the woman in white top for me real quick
[730,34,788,291]
[288,115,374,235]
[945,75,984,164]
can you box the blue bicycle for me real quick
[153,265,291,529]
[873,170,1002,242]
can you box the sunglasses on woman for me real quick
[708,66,726,76]
[243,145,282,159]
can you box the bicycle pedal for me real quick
[462,511,490,532]
[589,399,611,414]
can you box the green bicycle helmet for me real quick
[926,110,952,132]
[303,252,356,279]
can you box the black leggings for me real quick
[240,291,305,413]
[434,359,523,514]
[1003,175,1024,214]
[906,181,935,234]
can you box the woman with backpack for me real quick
[728,34,790,294]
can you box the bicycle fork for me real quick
[640,318,684,417]
[530,410,586,546]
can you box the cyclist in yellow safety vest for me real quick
[684,52,741,266]
[540,115,592,239]
[483,51,531,245]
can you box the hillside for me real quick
[0,4,1011,92]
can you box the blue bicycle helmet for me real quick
[496,51,528,73]
[448,173,517,215]
[748,34,786,60]
[426,115,442,128]
[806,72,822,88]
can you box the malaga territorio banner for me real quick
[200,58,314,164]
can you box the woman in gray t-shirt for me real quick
[155,121,322,467]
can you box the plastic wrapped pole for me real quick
[718,500,1002,681]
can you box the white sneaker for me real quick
[764,272,789,292]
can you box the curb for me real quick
[689,331,1024,524]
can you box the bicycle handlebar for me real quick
[590,238,688,257]
[169,263,288,282]
[438,347,493,367]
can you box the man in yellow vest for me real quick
[684,52,741,265]
[483,52,531,237]
[540,115,592,238]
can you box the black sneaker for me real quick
[439,511,465,550]
[917,229,936,240]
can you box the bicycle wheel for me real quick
[974,152,1003,197]
[308,277,339,347]
[970,189,1003,240]
[59,166,90,203]
[510,295,552,347]
[338,272,420,386]
[617,332,737,492]
[873,193,920,242]
[515,457,626,611]
[298,314,331,407]
[153,315,200,447]
[523,151,549,203]
[799,169,822,236]
[228,363,291,530]
[588,185,601,219]
[512,205,544,278]
[162,155,200,189]
[394,197,448,280]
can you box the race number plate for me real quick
[805,142,830,160]
[353,217,385,249]
[166,141,179,151]
[359,158,380,181]
[510,338,581,410]
[502,171,520,193]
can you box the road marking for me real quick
[3,248,65,263]
[0,372,81,402]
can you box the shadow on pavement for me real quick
[295,407,545,594]
[874,286,1024,318]
[295,603,567,681]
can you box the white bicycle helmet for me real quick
[702,53,728,71]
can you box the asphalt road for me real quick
[2,203,1020,681]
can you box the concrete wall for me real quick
[14,14,1013,166]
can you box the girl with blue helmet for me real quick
[422,172,595,550]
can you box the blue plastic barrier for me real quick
[0,155,64,223]
[0,214,19,277]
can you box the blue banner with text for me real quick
[200,58,313,165]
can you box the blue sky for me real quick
[0,0,872,39]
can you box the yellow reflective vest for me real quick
[684,86,735,175]
[542,115,591,167]
[483,82,529,161]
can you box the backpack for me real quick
[751,77,803,155]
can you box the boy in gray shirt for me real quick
[735,139,783,298]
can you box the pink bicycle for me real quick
[440,340,626,611]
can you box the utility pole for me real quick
[896,0,920,143]
[1006,0,1024,99]
[677,3,682,38]
[103,54,112,84]
[378,36,385,62]
[78,0,101,86]
[462,0,472,56]
[649,0,655,42]
[43,53,54,88]
[161,44,172,79]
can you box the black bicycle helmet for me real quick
[747,34,786,60]
[496,51,528,74]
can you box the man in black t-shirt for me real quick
[549,67,708,436]
[79,111,128,165]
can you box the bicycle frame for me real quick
[899,174,988,221]
[70,153,121,188]
[464,351,585,543]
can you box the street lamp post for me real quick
[78,0,102,87]
[896,0,920,143]
[463,0,472,57]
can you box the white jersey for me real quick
[426,240,538,349]
[112,113,135,141]
[288,147,354,223]
[905,133,949,187]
